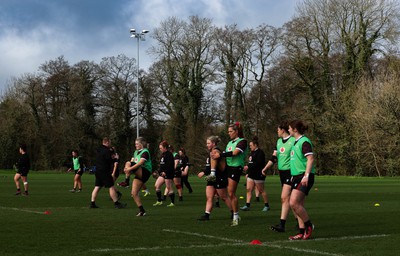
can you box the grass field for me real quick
[0,170,399,256]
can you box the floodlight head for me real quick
[142,30,149,34]
[130,28,136,33]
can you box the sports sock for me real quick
[139,205,145,212]
[265,203,269,207]
[125,177,130,185]
[169,193,175,204]
[246,202,250,207]
[280,219,286,227]
[156,190,162,201]
[305,220,312,227]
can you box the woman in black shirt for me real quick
[240,137,270,212]
[153,140,176,207]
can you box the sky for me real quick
[0,0,300,95]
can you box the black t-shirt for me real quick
[95,145,113,175]
[178,155,189,171]
[247,148,266,176]
[204,147,223,175]
[159,151,175,175]
[17,153,30,172]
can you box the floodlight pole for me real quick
[130,28,149,138]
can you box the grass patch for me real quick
[0,171,399,256]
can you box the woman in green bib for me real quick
[263,121,296,233]
[211,122,247,227]
[68,150,85,193]
[124,137,152,217]
[288,120,315,240]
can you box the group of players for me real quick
[195,120,315,240]
[13,119,315,240]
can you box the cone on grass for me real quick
[250,239,262,245]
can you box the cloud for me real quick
[0,0,298,94]
[0,24,71,82]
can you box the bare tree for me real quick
[213,24,254,131]
[150,16,216,148]
[96,54,137,157]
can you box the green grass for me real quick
[0,170,399,256]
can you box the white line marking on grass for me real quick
[91,242,343,256]
[0,206,45,215]
[162,229,390,256]
[91,243,244,252]
[90,230,390,255]
[311,234,390,242]
[267,244,344,256]
[163,229,343,256]
[162,228,242,243]
[270,234,390,244]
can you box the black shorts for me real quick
[248,172,266,181]
[74,169,84,176]
[174,170,182,178]
[134,167,151,183]
[226,166,243,183]
[279,170,291,186]
[17,169,29,177]
[95,172,114,188]
[290,173,315,195]
[206,175,228,189]
[164,170,174,180]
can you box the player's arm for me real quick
[301,142,314,186]
[262,150,277,176]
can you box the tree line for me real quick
[1,0,399,176]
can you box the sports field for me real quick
[0,170,399,256]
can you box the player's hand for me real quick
[198,172,205,178]
[301,175,309,186]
